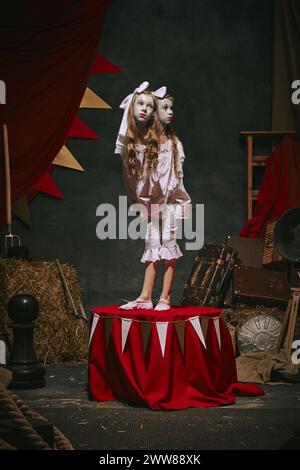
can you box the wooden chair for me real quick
[240,131,296,219]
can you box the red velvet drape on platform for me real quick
[89,306,264,410]
[240,136,300,238]
[0,1,111,224]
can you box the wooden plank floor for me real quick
[14,362,300,450]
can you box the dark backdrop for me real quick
[10,0,273,310]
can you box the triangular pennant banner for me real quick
[141,322,152,355]
[12,195,31,227]
[156,322,168,357]
[92,54,122,74]
[189,317,206,349]
[53,146,84,171]
[68,116,99,140]
[80,88,111,109]
[213,318,221,350]
[200,317,210,340]
[175,321,185,355]
[89,314,100,347]
[121,318,132,353]
[33,170,63,199]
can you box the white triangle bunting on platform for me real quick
[121,318,132,353]
[189,316,206,349]
[89,314,100,347]
[213,318,221,350]
[156,322,169,357]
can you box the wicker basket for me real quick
[261,220,287,270]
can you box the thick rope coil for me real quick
[11,393,74,450]
[0,385,50,450]
[0,437,17,449]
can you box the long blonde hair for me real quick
[124,90,159,186]
[154,94,181,180]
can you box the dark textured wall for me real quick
[9,0,273,310]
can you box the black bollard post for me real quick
[6,294,45,389]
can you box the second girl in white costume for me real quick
[115,82,191,311]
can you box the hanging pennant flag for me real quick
[200,317,210,340]
[156,322,169,357]
[89,314,100,347]
[141,322,152,355]
[121,318,132,353]
[12,195,31,227]
[91,54,122,75]
[33,169,63,199]
[189,317,206,349]
[175,321,185,355]
[104,317,113,352]
[80,88,111,109]
[213,318,221,350]
[53,146,84,171]
[68,116,99,140]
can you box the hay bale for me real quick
[223,303,285,327]
[0,257,88,364]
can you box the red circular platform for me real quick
[88,304,264,410]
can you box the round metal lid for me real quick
[237,315,282,355]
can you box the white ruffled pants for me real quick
[141,203,183,263]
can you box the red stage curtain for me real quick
[0,1,111,225]
[272,0,300,137]
[240,136,300,238]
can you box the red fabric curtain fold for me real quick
[0,0,111,225]
[240,136,300,238]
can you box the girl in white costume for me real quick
[115,82,191,311]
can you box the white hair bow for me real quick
[152,86,167,98]
[115,81,149,154]
[114,83,167,155]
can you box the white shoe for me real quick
[119,297,153,310]
[154,299,171,311]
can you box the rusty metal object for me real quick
[238,314,282,354]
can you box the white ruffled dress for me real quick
[135,139,191,216]
[117,138,191,262]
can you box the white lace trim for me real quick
[159,139,173,152]
[140,243,183,263]
[135,143,146,152]
[135,139,174,153]
[140,247,161,263]
[159,244,183,260]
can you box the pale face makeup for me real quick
[133,93,155,122]
[157,98,173,125]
